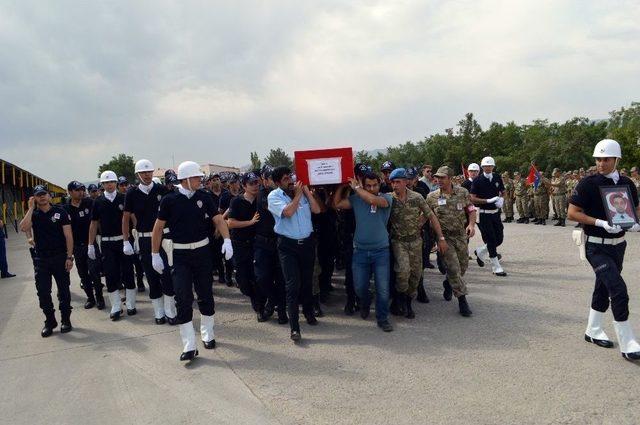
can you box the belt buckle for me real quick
[297,239,304,245]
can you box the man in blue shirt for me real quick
[268,166,321,342]
[334,171,394,332]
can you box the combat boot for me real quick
[458,295,472,317]
[95,290,105,310]
[390,294,405,316]
[60,310,72,333]
[522,217,530,224]
[313,295,324,318]
[277,305,289,325]
[540,219,546,225]
[405,296,415,319]
[442,279,453,301]
[344,296,356,316]
[41,312,58,338]
[416,280,429,303]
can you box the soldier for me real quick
[533,171,551,225]
[388,168,447,318]
[501,171,515,223]
[550,168,568,226]
[19,186,75,336]
[426,166,475,316]
[513,172,530,223]
[406,167,431,302]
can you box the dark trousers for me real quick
[211,236,224,278]
[317,233,336,294]
[277,236,315,332]
[586,241,629,322]
[74,244,102,299]
[343,240,356,302]
[132,253,144,284]
[34,253,71,317]
[232,239,264,310]
[477,213,504,258]
[171,246,214,324]
[254,235,286,312]
[422,223,432,265]
[0,235,8,275]
[88,243,102,286]
[102,240,134,292]
[138,237,174,299]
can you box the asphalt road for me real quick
[1,221,639,424]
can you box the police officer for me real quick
[64,181,104,309]
[470,156,507,277]
[218,172,239,284]
[123,159,176,325]
[502,171,515,223]
[151,161,233,361]
[19,186,75,336]
[118,176,146,292]
[568,139,640,361]
[462,163,480,192]
[88,171,136,321]
[379,161,395,193]
[87,184,100,200]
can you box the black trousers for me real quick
[477,213,504,258]
[102,240,134,292]
[88,243,102,284]
[132,252,144,284]
[342,235,355,302]
[586,241,629,322]
[138,237,174,299]
[34,253,71,317]
[232,239,265,310]
[277,236,315,331]
[254,235,286,312]
[317,232,336,295]
[74,244,102,299]
[211,236,224,278]
[171,246,214,324]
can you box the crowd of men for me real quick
[16,139,640,362]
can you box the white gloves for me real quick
[221,238,234,260]
[88,245,96,260]
[495,197,505,209]
[486,196,499,204]
[123,241,134,256]
[152,253,165,274]
[627,223,640,232]
[595,219,622,234]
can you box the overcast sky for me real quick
[1,1,639,185]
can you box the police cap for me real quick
[33,185,48,195]
[381,161,395,172]
[67,180,85,191]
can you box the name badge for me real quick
[456,203,463,210]
[437,198,446,206]
[79,211,84,217]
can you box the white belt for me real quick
[478,209,500,214]
[173,238,209,250]
[587,236,625,245]
[102,235,124,242]
[138,232,153,238]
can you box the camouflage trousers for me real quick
[503,198,515,218]
[442,234,469,297]
[534,195,549,219]
[391,237,423,299]
[552,194,567,219]
[515,195,529,218]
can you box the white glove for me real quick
[87,245,96,260]
[152,253,165,274]
[221,238,234,260]
[495,197,505,209]
[486,196,499,204]
[123,241,134,256]
[595,219,623,234]
[627,223,640,232]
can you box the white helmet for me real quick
[100,170,117,183]
[481,156,495,167]
[152,177,162,185]
[135,159,154,173]
[467,163,480,171]
[593,139,622,158]
[177,161,204,180]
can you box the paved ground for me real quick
[1,222,640,424]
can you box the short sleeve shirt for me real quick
[123,183,167,232]
[470,174,504,210]
[63,198,93,245]
[157,190,218,244]
[218,190,235,213]
[349,192,392,250]
[255,186,276,237]
[267,188,313,239]
[389,189,433,241]
[90,193,125,237]
[32,205,71,254]
[228,195,257,242]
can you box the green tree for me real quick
[98,153,136,182]
[264,148,293,169]
[249,152,262,170]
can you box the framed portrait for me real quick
[599,185,638,229]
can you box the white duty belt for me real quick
[102,235,124,242]
[586,236,625,245]
[173,238,209,250]
[478,209,500,214]
[138,228,170,238]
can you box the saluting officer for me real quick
[19,186,75,337]
[88,171,136,321]
[64,181,104,309]
[123,159,177,325]
[151,161,233,361]
[568,139,640,361]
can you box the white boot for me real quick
[179,322,198,360]
[108,291,122,314]
[151,298,165,321]
[584,309,612,347]
[164,295,177,322]
[474,244,488,267]
[490,257,507,276]
[613,320,640,361]
[125,288,137,314]
[200,314,215,348]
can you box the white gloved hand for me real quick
[495,197,505,209]
[627,223,640,232]
[151,253,164,274]
[595,219,623,234]
[221,238,234,260]
[123,241,134,256]
[486,196,499,204]
[87,245,96,260]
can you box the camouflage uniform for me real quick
[426,186,471,297]
[550,171,568,219]
[514,176,529,220]
[527,185,535,218]
[533,177,550,220]
[389,189,433,299]
[501,173,515,221]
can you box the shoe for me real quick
[416,282,429,303]
[344,298,356,316]
[167,316,178,326]
[424,262,435,269]
[522,218,530,224]
[490,257,507,277]
[405,296,415,319]
[458,296,472,317]
[584,334,614,348]
[277,312,289,325]
[613,320,640,361]
[60,316,73,333]
[41,317,58,338]
[516,218,524,223]
[257,311,268,322]
[540,219,546,225]
[559,219,566,227]
[390,295,405,316]
[305,314,318,326]
[179,350,198,361]
[474,245,488,267]
[360,304,370,320]
[84,298,96,309]
[110,310,122,321]
[377,320,393,332]
[264,301,275,318]
[584,309,613,348]
[0,272,16,278]
[203,339,216,349]
[290,330,301,342]
[313,297,324,318]
[95,293,105,310]
[127,308,137,316]
[155,317,167,325]
[497,253,502,260]
[442,279,453,301]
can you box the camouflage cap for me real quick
[434,166,454,177]
[631,166,638,172]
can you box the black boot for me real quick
[405,296,415,319]
[60,311,72,333]
[416,281,429,303]
[84,297,96,309]
[277,306,289,325]
[540,219,546,225]
[442,279,453,301]
[313,295,324,318]
[458,295,472,317]
[180,350,198,361]
[41,313,58,338]
[344,297,356,316]
[559,218,565,227]
[264,300,275,318]
[95,291,105,310]
[390,294,405,316]
[522,217,530,224]
[256,308,268,323]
